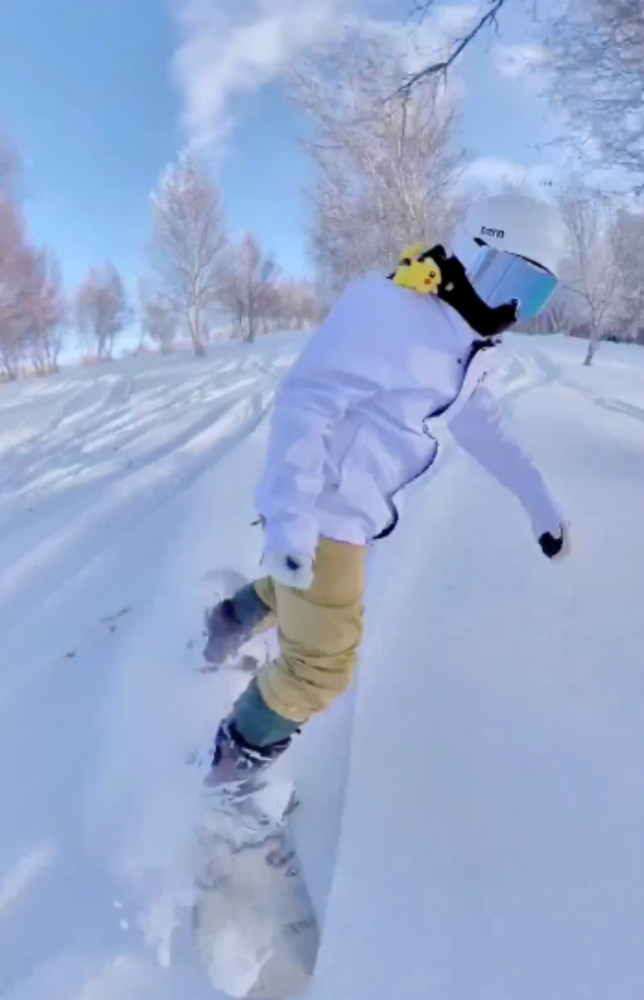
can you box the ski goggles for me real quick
[466,239,558,321]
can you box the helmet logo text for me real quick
[481,226,505,239]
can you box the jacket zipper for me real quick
[374,338,498,540]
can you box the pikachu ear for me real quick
[398,243,429,266]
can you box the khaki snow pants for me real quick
[252,536,366,724]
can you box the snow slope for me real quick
[0,334,643,1000]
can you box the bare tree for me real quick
[24,249,67,375]
[138,280,177,354]
[291,34,466,295]
[149,152,227,356]
[547,0,644,191]
[0,133,67,379]
[219,232,280,343]
[558,186,621,365]
[0,199,28,377]
[1,197,67,379]
[76,264,130,361]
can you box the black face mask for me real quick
[391,244,519,338]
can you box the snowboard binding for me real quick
[208,717,292,789]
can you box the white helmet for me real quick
[461,193,566,276]
[451,194,566,322]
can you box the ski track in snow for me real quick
[0,340,299,1000]
[0,333,643,1000]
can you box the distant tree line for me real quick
[0,142,323,380]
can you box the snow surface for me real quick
[0,333,643,1000]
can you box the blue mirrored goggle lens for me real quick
[469,247,558,321]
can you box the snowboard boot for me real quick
[203,582,271,664]
[207,717,292,789]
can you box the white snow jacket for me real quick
[256,274,563,563]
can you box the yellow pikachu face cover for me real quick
[392,244,442,296]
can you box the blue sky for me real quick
[0,0,558,294]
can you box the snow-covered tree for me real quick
[75,264,129,361]
[266,278,323,332]
[557,186,621,365]
[291,33,466,295]
[219,232,279,343]
[547,0,644,192]
[0,199,28,377]
[521,286,579,337]
[0,134,19,198]
[138,281,177,354]
[0,132,66,379]
[609,208,644,344]
[1,196,66,379]
[149,153,227,356]
[22,249,67,375]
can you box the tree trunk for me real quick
[190,307,207,356]
[248,299,256,344]
[192,326,207,356]
[584,329,600,366]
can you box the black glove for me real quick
[538,524,570,560]
[263,548,314,590]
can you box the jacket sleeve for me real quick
[256,367,379,560]
[448,384,564,538]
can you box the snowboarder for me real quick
[205,193,571,785]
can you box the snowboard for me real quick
[193,773,320,999]
[193,569,320,998]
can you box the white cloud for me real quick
[463,157,556,193]
[493,43,548,80]
[172,0,348,150]
[171,1,479,152]
[0,844,56,916]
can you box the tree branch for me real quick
[408,0,436,25]
[393,0,509,97]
